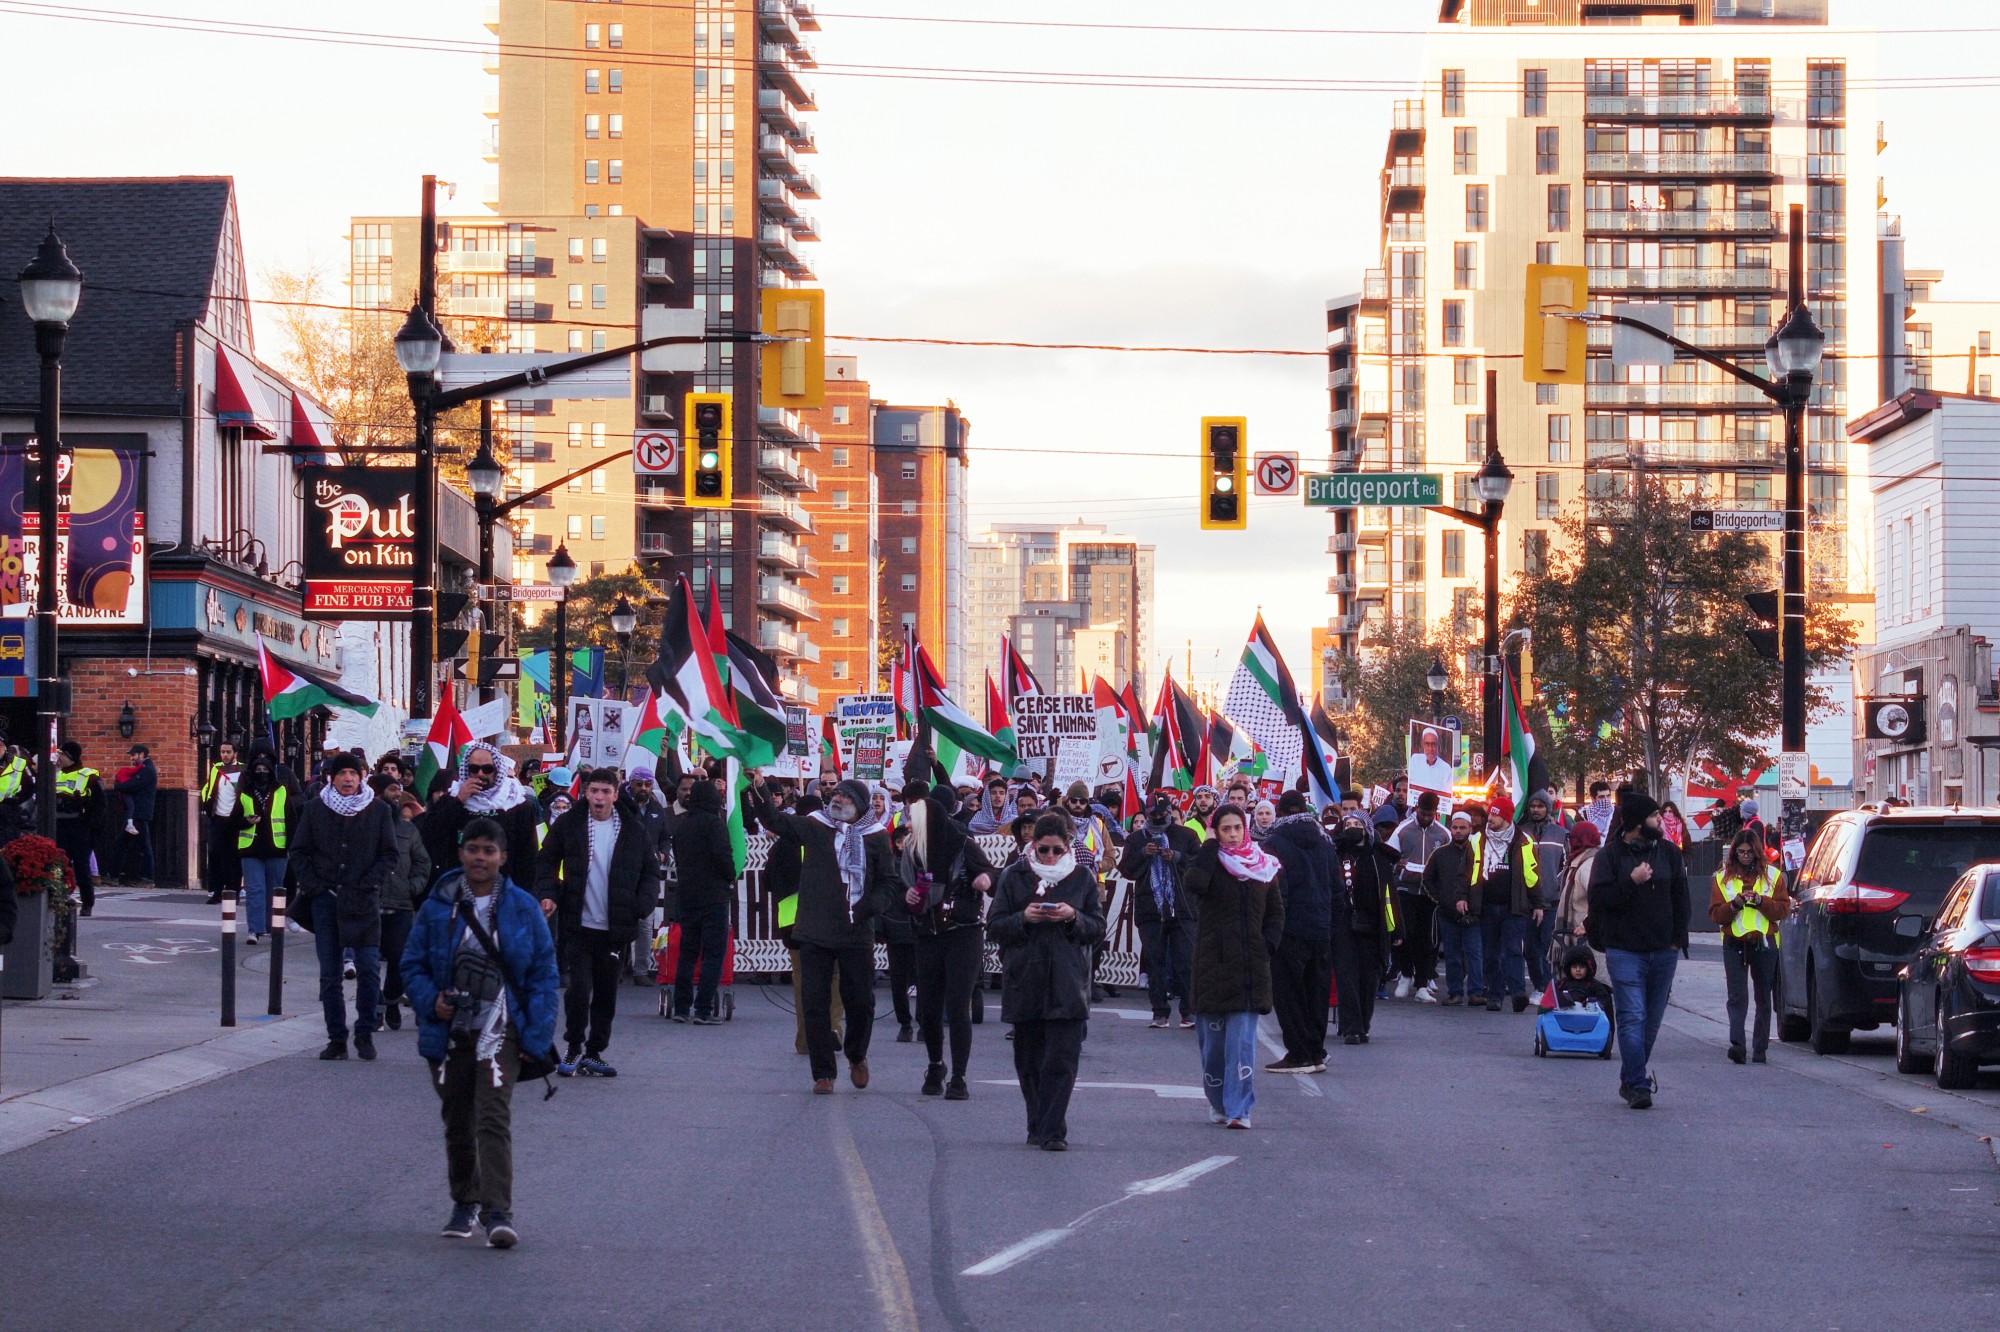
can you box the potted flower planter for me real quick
[1,885,51,1000]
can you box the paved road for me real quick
[4,948,2000,1330]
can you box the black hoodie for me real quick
[1263,814,1337,942]
[667,781,736,913]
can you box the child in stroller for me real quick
[1534,945,1615,1058]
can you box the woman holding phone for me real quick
[987,811,1106,1151]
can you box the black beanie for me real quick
[1621,791,1661,827]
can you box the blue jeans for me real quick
[1196,1011,1260,1123]
[1438,917,1485,998]
[311,892,379,1042]
[1525,908,1558,991]
[1480,905,1528,1000]
[238,855,287,936]
[1606,948,1679,1090]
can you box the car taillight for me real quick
[1964,947,2000,985]
[1823,883,1911,914]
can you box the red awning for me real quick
[290,390,338,460]
[214,342,278,440]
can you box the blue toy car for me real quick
[1534,1004,1614,1059]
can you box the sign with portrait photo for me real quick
[1406,719,1458,795]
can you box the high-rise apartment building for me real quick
[1900,268,2000,399]
[486,0,825,700]
[874,403,971,694]
[1326,0,1881,663]
[968,524,1156,697]
[797,354,876,699]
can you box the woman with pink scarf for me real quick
[1183,805,1287,1128]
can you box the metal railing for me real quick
[1589,266,1779,291]
[1585,209,1776,234]
[1586,151,1775,175]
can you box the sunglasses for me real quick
[466,764,497,776]
[1033,843,1068,860]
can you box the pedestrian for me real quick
[1184,785,1220,839]
[537,768,661,1073]
[1518,791,1568,991]
[1330,807,1399,1045]
[1709,826,1787,1065]
[989,810,1105,1150]
[110,743,157,886]
[1423,809,1483,1006]
[902,783,994,1099]
[1581,781,1615,838]
[1259,791,1335,1071]
[51,741,102,917]
[1473,795,1539,1013]
[225,746,297,947]
[1249,798,1278,841]
[200,738,243,905]
[748,775,894,1093]
[967,775,1014,834]
[1183,804,1286,1129]
[661,776,733,1026]
[419,744,545,896]
[378,791,433,1030]
[400,816,560,1249]
[291,751,398,1061]
[1389,791,1449,1001]
[1385,775,1410,822]
[1586,791,1691,1109]
[1553,820,1604,971]
[1117,790,1201,1030]
[881,820,919,1041]
[1659,800,1689,851]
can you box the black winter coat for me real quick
[907,821,996,937]
[987,860,1106,1022]
[667,783,736,913]
[1117,821,1202,926]
[1184,843,1287,1014]
[750,792,893,951]
[536,801,664,937]
[1263,816,1338,942]
[1333,837,1399,938]
[418,792,544,894]
[290,795,398,948]
[1586,835,1692,954]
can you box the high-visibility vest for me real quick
[1470,833,1539,893]
[1716,864,1783,942]
[55,766,96,800]
[237,786,290,851]
[0,754,25,802]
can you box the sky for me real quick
[2,0,1997,698]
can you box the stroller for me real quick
[1533,944,1614,1059]
[655,921,737,1021]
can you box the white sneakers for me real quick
[1393,976,1413,1000]
[1414,983,1439,1004]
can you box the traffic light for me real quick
[1200,416,1247,531]
[685,391,731,509]
[1744,589,1780,662]
[1523,263,1588,385]
[759,288,825,409]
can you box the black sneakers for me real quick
[1512,995,1529,1013]
[441,1203,480,1239]
[482,1211,518,1249]
[921,1063,946,1097]
[944,1076,969,1101]
[354,1032,376,1061]
[318,1040,346,1061]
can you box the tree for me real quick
[1331,615,1479,790]
[1511,477,1856,800]
[514,568,660,693]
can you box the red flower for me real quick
[5,834,74,896]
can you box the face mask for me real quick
[1337,827,1367,847]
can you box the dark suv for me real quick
[1778,808,2000,1054]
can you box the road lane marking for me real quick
[978,1079,1207,1100]
[1257,1018,1326,1097]
[829,1101,921,1332]
[962,1155,1238,1276]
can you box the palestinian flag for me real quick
[722,757,750,877]
[819,713,843,779]
[1123,762,1144,829]
[1167,677,1212,787]
[1499,661,1553,822]
[1093,676,1130,770]
[1208,711,1268,780]
[704,582,740,728]
[722,631,789,769]
[1300,693,1344,812]
[985,671,1018,760]
[414,688,473,804]
[1121,680,1148,760]
[1002,634,1043,703]
[647,577,738,756]
[623,690,671,778]
[1223,614,1304,780]
[257,636,379,722]
[914,639,1015,766]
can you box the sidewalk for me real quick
[0,886,330,1152]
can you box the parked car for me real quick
[1893,863,2000,1088]
[1777,807,2000,1055]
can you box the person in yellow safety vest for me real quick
[52,741,102,917]
[1468,794,1541,1013]
[0,742,32,841]
[1707,826,1790,1065]
[227,748,297,945]
[201,739,243,904]
[1185,785,1220,842]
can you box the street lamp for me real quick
[465,434,505,703]
[1427,656,1448,725]
[19,224,82,845]
[394,304,445,719]
[611,596,637,698]
[1476,436,1513,770]
[548,544,578,751]
[1768,299,1824,783]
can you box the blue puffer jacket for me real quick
[400,870,561,1063]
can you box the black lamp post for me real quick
[393,304,445,719]
[19,225,82,843]
[548,544,578,751]
[1427,656,1449,726]
[611,596,637,699]
[465,433,506,704]
[1765,301,1825,768]
[1473,445,1514,770]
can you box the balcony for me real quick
[783,675,820,706]
[1329,407,1357,433]
[794,0,820,31]
[1385,160,1425,189]
[443,295,507,318]
[758,531,811,570]
[443,249,508,272]
[1328,575,1355,597]
[482,93,499,119]
[757,403,816,446]
[790,212,821,242]
[1325,324,1350,350]
[639,531,673,555]
[1585,380,1777,407]
[793,171,822,200]
[482,2,499,32]
[1585,209,1777,235]
[757,621,820,662]
[759,132,797,173]
[1387,216,1425,243]
[1589,266,1778,292]
[758,576,821,621]
[759,490,814,533]
[637,481,677,508]
[1329,532,1358,555]
[481,131,500,164]
[758,177,802,221]
[758,0,803,44]
[1328,366,1354,390]
[760,46,817,109]
[1585,439,1782,468]
[1587,323,1769,351]
[1391,98,1424,133]
[758,87,800,135]
[1332,444,1362,467]
[1586,151,1777,176]
[642,255,672,282]
[1361,269,1388,307]
[758,447,808,488]
[759,266,790,289]
[1584,92,1777,119]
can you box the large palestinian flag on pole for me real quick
[647,577,738,757]
[913,639,1015,766]
[985,672,1018,764]
[722,630,789,769]
[1002,635,1043,705]
[257,636,379,721]
[1222,614,1305,780]
[1500,660,1553,822]
[414,688,473,803]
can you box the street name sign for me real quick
[1690,509,1784,533]
[1305,472,1443,507]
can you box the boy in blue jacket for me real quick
[401,816,560,1249]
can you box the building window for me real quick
[585,159,600,184]
[901,500,917,515]
[608,159,622,183]
[1535,126,1560,175]
[899,423,918,443]
[900,461,917,480]
[1547,414,1572,461]
[584,23,600,48]
[585,114,600,139]
[1442,69,1464,117]
[1523,69,1547,117]
[900,537,916,554]
[832,617,850,638]
[831,532,849,552]
[831,488,850,510]
[591,422,606,447]
[608,114,622,138]
[1465,185,1488,233]
[591,330,607,352]
[1452,127,1477,174]
[591,515,607,541]
[1464,413,1486,460]
[591,284,607,308]
[831,660,851,680]
[608,69,623,93]
[1808,60,1845,120]
[569,237,584,262]
[831,575,849,594]
[568,422,583,448]
[568,283,583,308]
[1443,530,1464,578]
[830,447,849,467]
[568,514,584,539]
[1983,332,1993,355]
[568,330,585,352]
[832,406,850,425]
[1536,383,1559,405]
[583,205,599,218]
[1453,242,1477,289]
[592,238,607,262]
[1547,185,1571,232]
[1523,530,1548,576]
[592,470,607,494]
[1442,300,1465,347]
[1982,376,1994,397]
[900,574,916,591]
[1534,241,1559,265]
[585,68,600,93]
[1535,473,1559,520]
[1454,358,1479,406]
[608,23,622,48]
